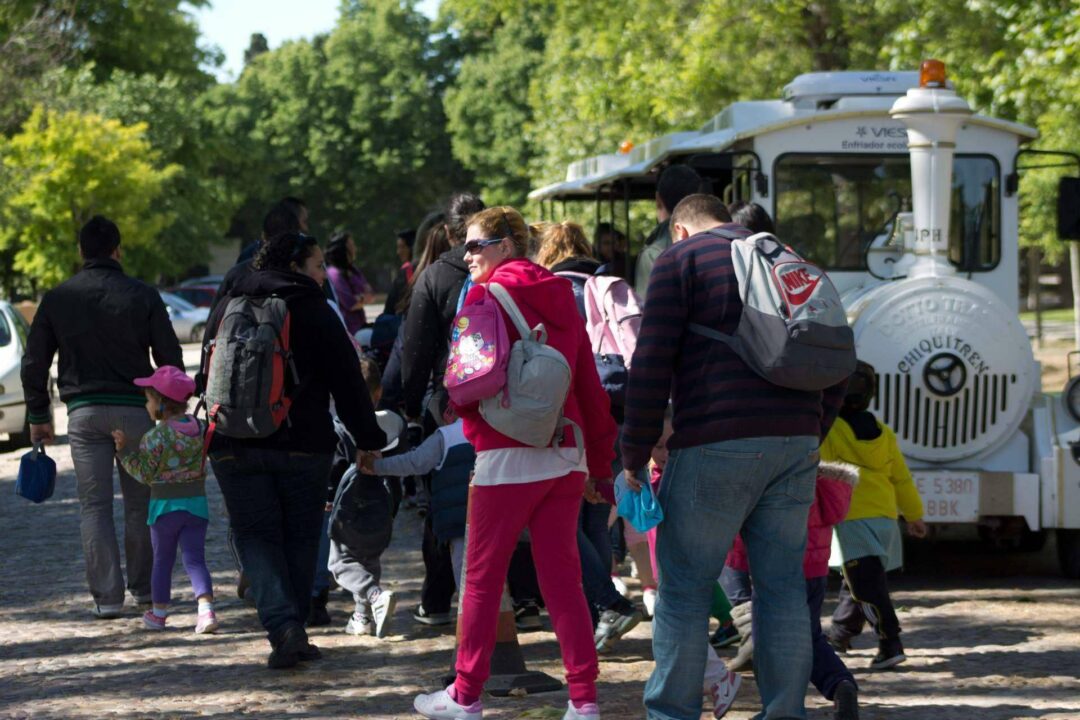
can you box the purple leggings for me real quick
[150,511,213,605]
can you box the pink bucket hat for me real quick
[134,366,195,403]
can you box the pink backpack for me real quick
[445,285,510,405]
[583,275,642,405]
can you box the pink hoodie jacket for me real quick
[726,461,858,579]
[452,258,617,480]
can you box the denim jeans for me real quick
[720,565,752,606]
[313,508,332,596]
[578,501,621,611]
[806,576,856,700]
[645,435,818,720]
[211,446,331,646]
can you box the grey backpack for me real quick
[689,230,855,391]
[479,283,583,455]
[203,295,298,439]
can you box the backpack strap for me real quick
[488,283,545,344]
[451,277,474,342]
[552,417,585,466]
[687,322,736,348]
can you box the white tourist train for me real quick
[529,61,1080,577]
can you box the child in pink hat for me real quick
[112,365,218,633]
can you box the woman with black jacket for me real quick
[204,232,385,669]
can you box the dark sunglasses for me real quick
[463,237,504,254]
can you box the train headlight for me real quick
[1064,376,1080,423]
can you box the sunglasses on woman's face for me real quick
[463,237,504,254]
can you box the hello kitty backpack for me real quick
[445,284,510,405]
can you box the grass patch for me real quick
[1020,307,1075,324]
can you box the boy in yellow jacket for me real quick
[821,361,927,671]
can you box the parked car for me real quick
[178,275,224,288]
[159,291,210,344]
[0,301,31,448]
[166,284,217,308]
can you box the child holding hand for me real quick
[113,366,217,633]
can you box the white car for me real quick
[159,291,211,344]
[0,301,31,448]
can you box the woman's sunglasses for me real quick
[463,237,504,254]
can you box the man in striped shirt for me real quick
[622,193,847,720]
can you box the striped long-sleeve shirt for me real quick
[620,225,847,472]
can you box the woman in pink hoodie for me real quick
[413,207,618,720]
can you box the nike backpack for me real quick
[688,229,855,391]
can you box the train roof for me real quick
[529,70,1039,201]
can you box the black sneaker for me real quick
[869,639,907,670]
[827,632,851,654]
[710,622,740,650]
[594,603,643,653]
[267,624,309,669]
[306,589,331,627]
[833,680,859,720]
[412,604,453,626]
[297,642,322,662]
[514,601,543,633]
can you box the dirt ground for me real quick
[1,360,1078,720]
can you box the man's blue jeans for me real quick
[645,436,818,720]
[211,446,331,646]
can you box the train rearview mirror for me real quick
[1059,177,1080,240]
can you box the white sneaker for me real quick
[642,587,657,618]
[563,700,600,719]
[709,670,742,718]
[371,590,397,638]
[610,575,628,596]
[413,687,482,719]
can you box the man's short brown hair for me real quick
[670,193,732,232]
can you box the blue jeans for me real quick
[806,576,856,700]
[645,436,818,720]
[719,565,752,606]
[579,501,620,611]
[313,508,332,596]
[211,446,331,646]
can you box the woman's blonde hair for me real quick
[534,221,593,269]
[467,206,529,258]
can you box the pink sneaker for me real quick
[563,700,600,719]
[195,609,219,634]
[709,669,742,718]
[413,686,482,719]
[142,610,166,631]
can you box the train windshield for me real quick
[774,153,1000,272]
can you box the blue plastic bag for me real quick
[614,470,663,533]
[15,443,56,504]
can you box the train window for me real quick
[774,154,1000,271]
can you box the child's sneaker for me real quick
[563,700,600,719]
[708,669,742,718]
[869,639,906,670]
[642,587,657,619]
[142,610,166,631]
[371,590,397,638]
[514,600,543,633]
[345,611,374,636]
[710,622,740,649]
[195,609,219,634]
[413,686,482,719]
[594,600,643,653]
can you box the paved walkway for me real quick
[1,407,1078,718]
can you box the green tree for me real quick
[0,107,179,288]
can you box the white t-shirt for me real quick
[472,445,587,486]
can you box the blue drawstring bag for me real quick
[614,471,663,533]
[15,443,56,503]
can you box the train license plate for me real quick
[912,471,979,522]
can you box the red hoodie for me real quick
[452,258,617,480]
[726,461,858,579]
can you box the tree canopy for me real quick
[0,0,1074,293]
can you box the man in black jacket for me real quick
[21,216,184,618]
